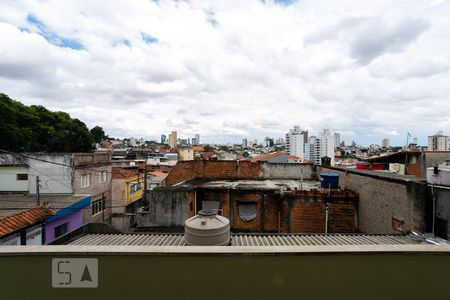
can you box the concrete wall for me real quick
[261,163,313,180]
[0,166,28,192]
[137,190,189,227]
[28,154,73,194]
[433,187,450,240]
[1,250,450,300]
[0,153,73,194]
[319,166,428,234]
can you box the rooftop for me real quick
[168,179,320,191]
[250,151,286,163]
[62,233,423,247]
[0,205,55,237]
[0,194,88,218]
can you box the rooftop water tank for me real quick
[184,210,230,246]
[320,173,340,189]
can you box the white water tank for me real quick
[184,210,230,246]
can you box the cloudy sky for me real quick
[1,0,449,146]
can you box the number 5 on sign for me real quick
[52,258,98,288]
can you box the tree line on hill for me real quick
[0,93,106,152]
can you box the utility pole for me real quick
[143,159,148,206]
[36,176,41,206]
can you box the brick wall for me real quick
[193,188,357,233]
[319,166,428,234]
[291,201,325,233]
[165,160,314,186]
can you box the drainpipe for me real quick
[325,205,329,234]
[431,184,436,235]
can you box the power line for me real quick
[0,149,143,175]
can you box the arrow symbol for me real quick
[81,265,92,282]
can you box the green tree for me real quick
[90,126,106,143]
[0,93,98,152]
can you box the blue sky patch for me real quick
[141,33,158,44]
[26,14,84,50]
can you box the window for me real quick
[54,223,68,238]
[81,174,91,188]
[238,202,257,222]
[99,171,107,183]
[92,196,106,215]
[16,174,28,181]
[129,182,142,194]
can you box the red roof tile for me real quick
[250,152,286,162]
[148,171,168,178]
[0,205,55,237]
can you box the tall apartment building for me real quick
[286,126,308,158]
[382,138,390,148]
[334,132,341,150]
[194,134,200,145]
[428,131,449,151]
[319,129,335,166]
[168,131,177,148]
[161,134,167,144]
[304,136,320,165]
[242,138,248,148]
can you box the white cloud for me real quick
[0,0,450,145]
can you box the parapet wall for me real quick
[165,160,314,186]
[319,166,429,234]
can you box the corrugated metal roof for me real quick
[66,233,419,246]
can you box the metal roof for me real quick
[66,233,420,246]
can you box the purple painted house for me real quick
[44,196,91,244]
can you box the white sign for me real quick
[52,258,98,288]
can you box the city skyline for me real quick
[1,1,449,146]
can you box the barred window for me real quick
[16,174,28,181]
[92,197,106,216]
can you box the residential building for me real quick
[304,136,320,165]
[242,138,247,148]
[193,134,200,145]
[0,205,55,245]
[382,138,390,148]
[146,171,168,191]
[161,134,167,144]
[286,126,308,158]
[168,131,177,148]
[249,152,288,163]
[0,194,92,244]
[428,131,449,151]
[0,152,112,224]
[366,150,450,177]
[334,132,341,150]
[111,167,145,214]
[319,129,335,166]
[178,147,194,161]
[139,160,356,233]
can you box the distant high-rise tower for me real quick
[334,132,341,150]
[168,131,177,148]
[161,134,167,144]
[286,126,308,158]
[428,131,449,151]
[319,129,335,166]
[194,134,200,145]
[382,138,390,148]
